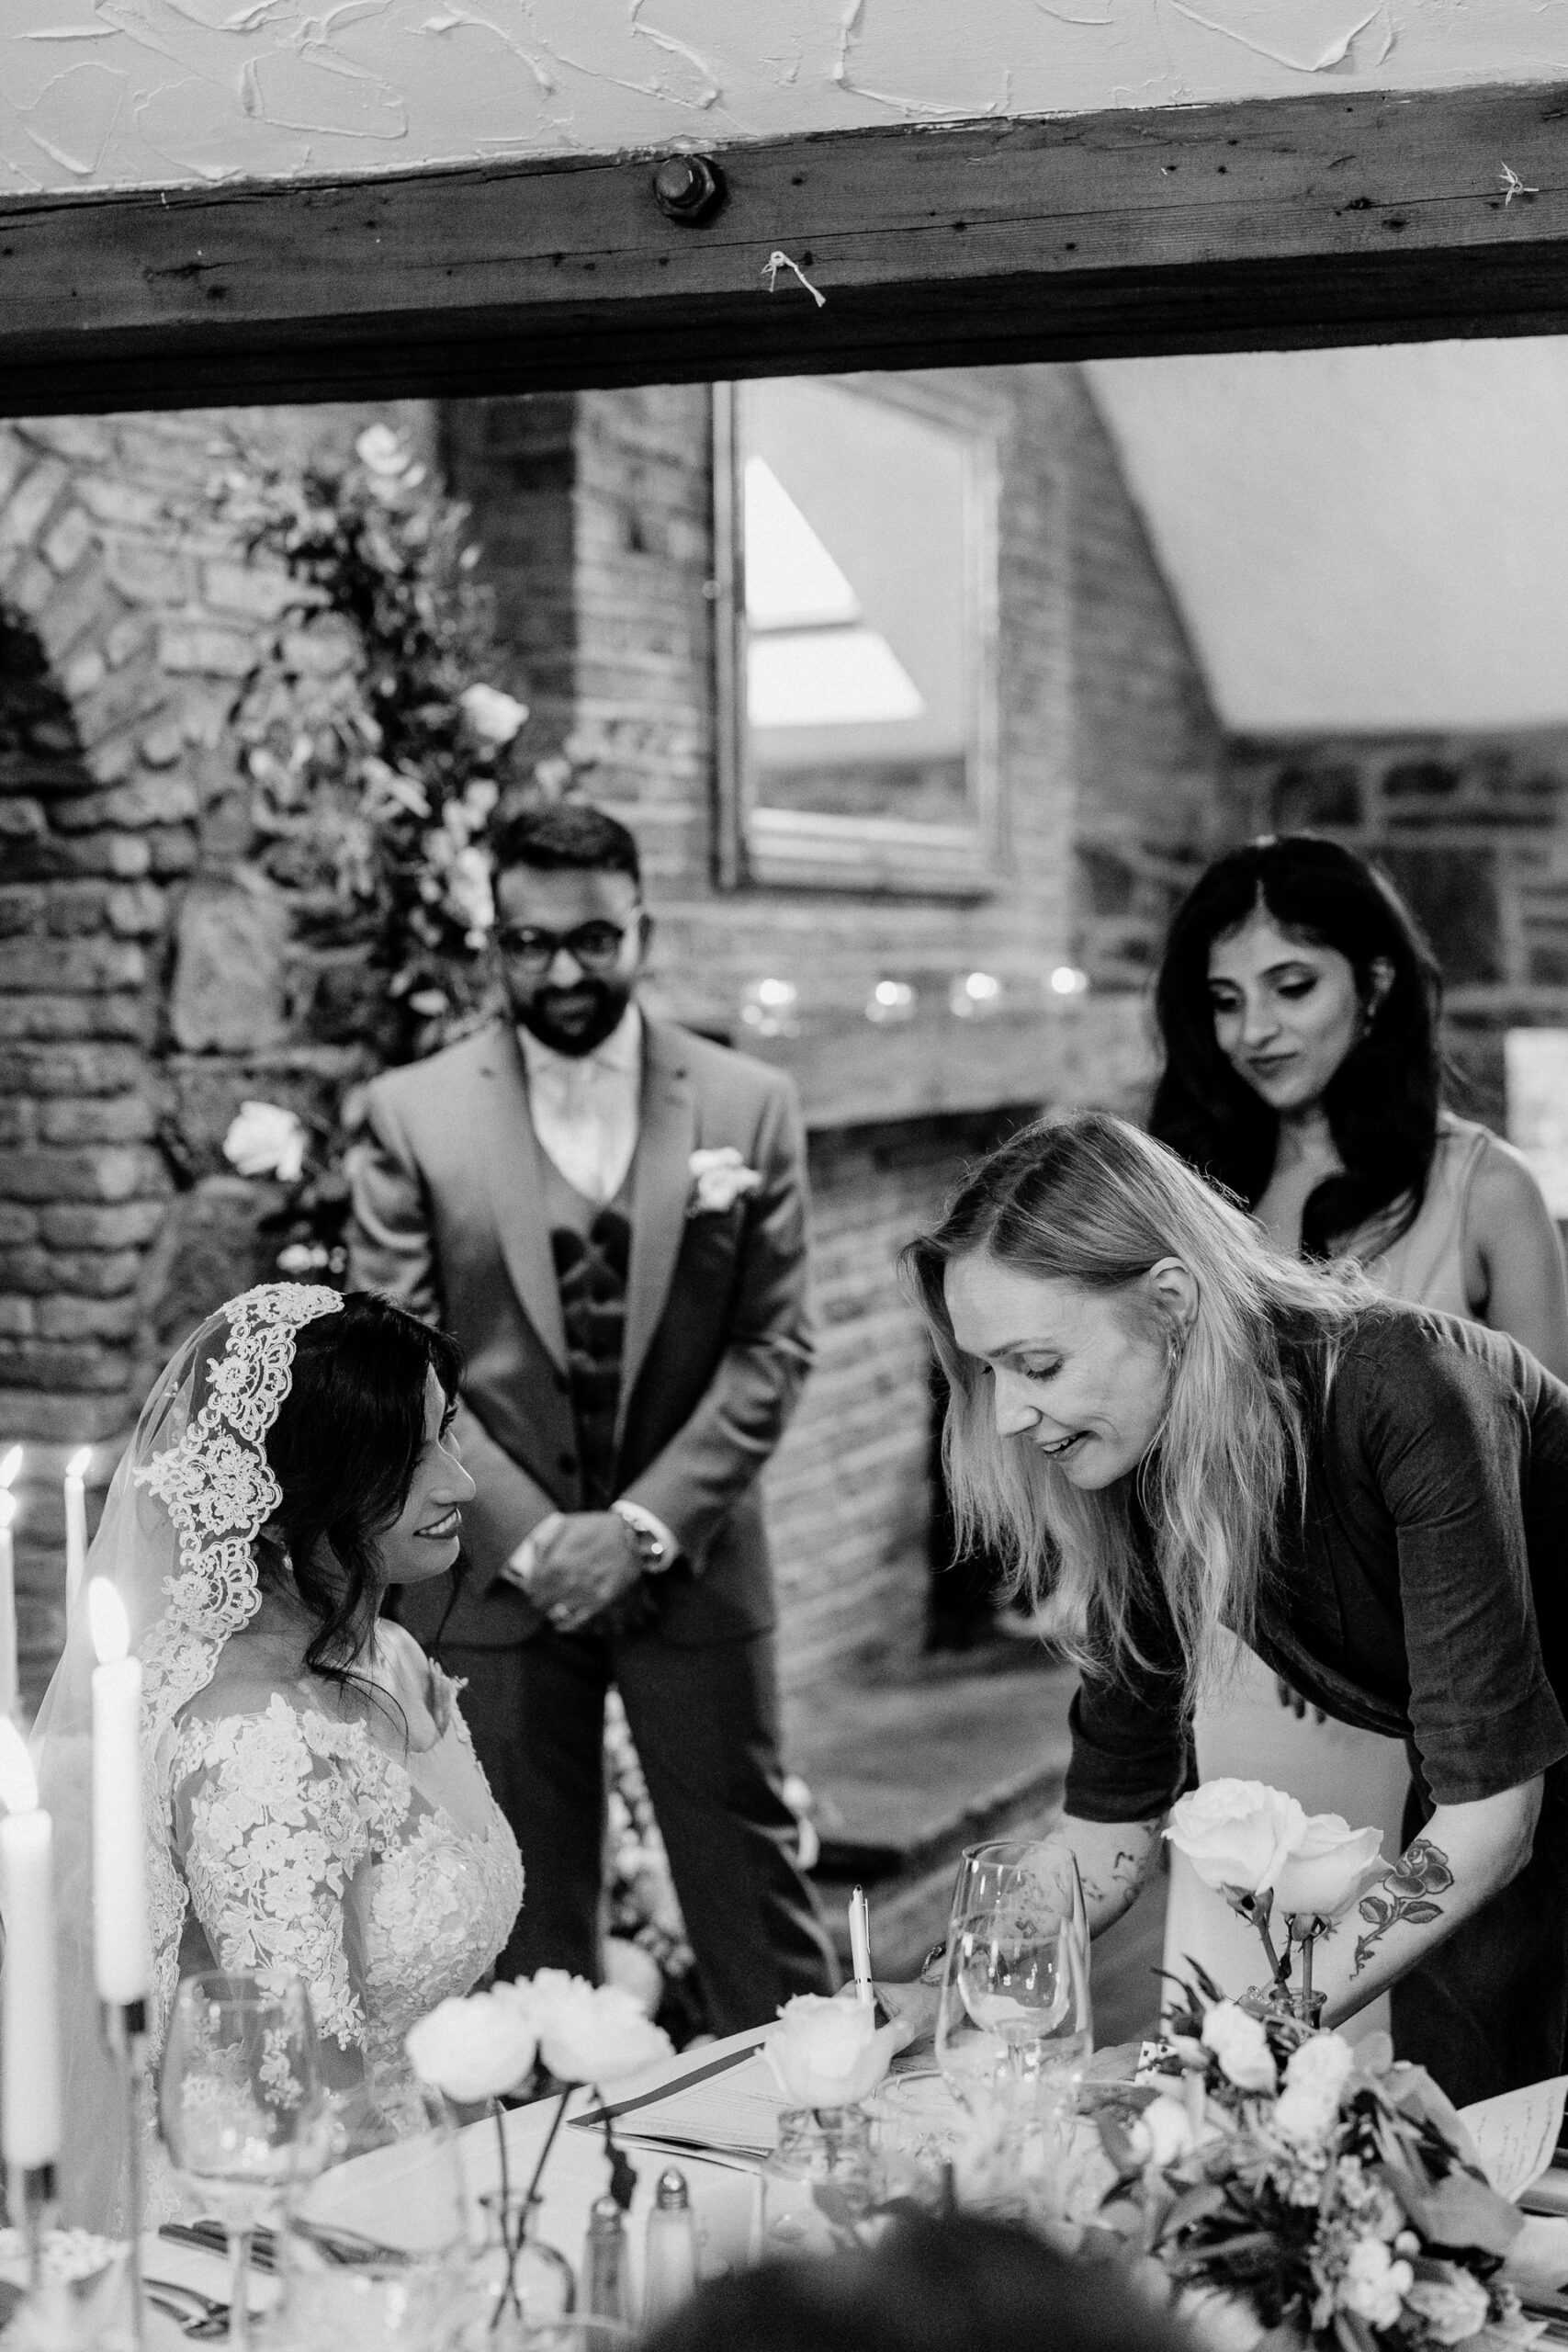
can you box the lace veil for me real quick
[30,1281,343,2229]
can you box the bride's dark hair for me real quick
[261,1289,465,1682]
[1149,834,1443,1259]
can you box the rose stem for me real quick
[523,2084,573,2210]
[491,2098,520,2331]
[1254,1914,1283,1983]
[1300,1934,1314,2014]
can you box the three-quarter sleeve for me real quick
[1349,1326,1568,1806]
[171,1695,382,2053]
[1063,1571,1194,1823]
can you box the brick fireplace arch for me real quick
[0,413,303,1691]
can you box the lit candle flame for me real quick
[88,1578,130,1668]
[0,1494,16,1534]
[65,1448,92,1485]
[0,1449,20,1490]
[0,1718,37,1815]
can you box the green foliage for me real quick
[209,419,530,1064]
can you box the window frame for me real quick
[713,372,1004,899]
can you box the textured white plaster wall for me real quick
[2,1,1566,198]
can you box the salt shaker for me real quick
[642,2165,698,2326]
[583,2192,632,2325]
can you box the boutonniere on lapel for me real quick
[688,1147,763,1217]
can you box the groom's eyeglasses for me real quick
[494,917,637,975]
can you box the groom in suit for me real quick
[347,800,837,2030]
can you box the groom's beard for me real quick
[513,977,635,1057]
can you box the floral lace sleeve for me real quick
[171,1693,404,2053]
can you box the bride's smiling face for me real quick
[377,1369,476,1584]
[943,1252,1194,1488]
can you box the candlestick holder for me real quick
[102,1996,147,2351]
[6,2160,58,2290]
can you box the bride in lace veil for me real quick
[32,1281,524,2230]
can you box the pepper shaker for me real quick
[582,2191,632,2325]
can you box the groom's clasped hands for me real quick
[514,1511,647,1633]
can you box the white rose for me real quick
[1177,2287,1268,2352]
[1338,2237,1414,2331]
[1201,2002,1277,2094]
[222,1100,309,1185]
[1272,1812,1385,1923]
[689,1148,762,1217]
[459,684,528,746]
[1166,1781,1306,1901]
[525,1969,672,2086]
[1274,2031,1356,2146]
[761,1990,903,2109]
[1403,2267,1491,2345]
[355,423,410,476]
[1131,2092,1201,2168]
[404,1990,538,2103]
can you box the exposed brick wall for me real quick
[769,1111,1023,1694]
[0,404,422,1696]
[1226,729,1568,1126]
[444,370,1222,1037]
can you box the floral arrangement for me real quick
[1094,1974,1540,2350]
[406,1970,671,2326]
[207,419,535,1065]
[1078,1780,1563,2348]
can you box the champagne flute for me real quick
[159,1969,328,2352]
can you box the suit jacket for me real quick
[344,1013,815,1650]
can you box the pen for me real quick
[849,1883,874,2007]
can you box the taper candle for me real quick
[0,1718,61,2169]
[0,1491,17,1723]
[63,1447,91,1623]
[88,1579,150,2005]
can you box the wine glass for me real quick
[280,2078,468,2350]
[935,1840,1092,2114]
[159,1968,329,2352]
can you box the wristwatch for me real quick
[611,1499,674,1575]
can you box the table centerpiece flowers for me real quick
[406,1969,671,2338]
[1084,1779,1568,2349]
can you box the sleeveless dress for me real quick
[1160,1116,1495,2033]
[166,1621,524,2098]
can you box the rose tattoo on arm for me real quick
[1351,1834,1454,1977]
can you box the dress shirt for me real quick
[518,1002,642,1207]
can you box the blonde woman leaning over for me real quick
[1148,835,1568,2036]
[902,1111,1568,2106]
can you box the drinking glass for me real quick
[280,2079,469,2351]
[935,1840,1092,2113]
[159,1969,329,2352]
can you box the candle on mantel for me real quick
[0,1491,17,1724]
[62,1446,91,1624]
[0,1716,61,2171]
[87,1579,150,2007]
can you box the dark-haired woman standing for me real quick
[1150,834,1568,2031]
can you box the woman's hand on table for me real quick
[873,1978,940,2052]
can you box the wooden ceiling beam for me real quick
[0,79,1565,412]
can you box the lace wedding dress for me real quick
[169,1626,523,2086]
[31,1283,524,2231]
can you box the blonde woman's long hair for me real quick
[903,1111,1370,1709]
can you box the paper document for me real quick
[572,2045,786,2161]
[1459,2075,1568,2203]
